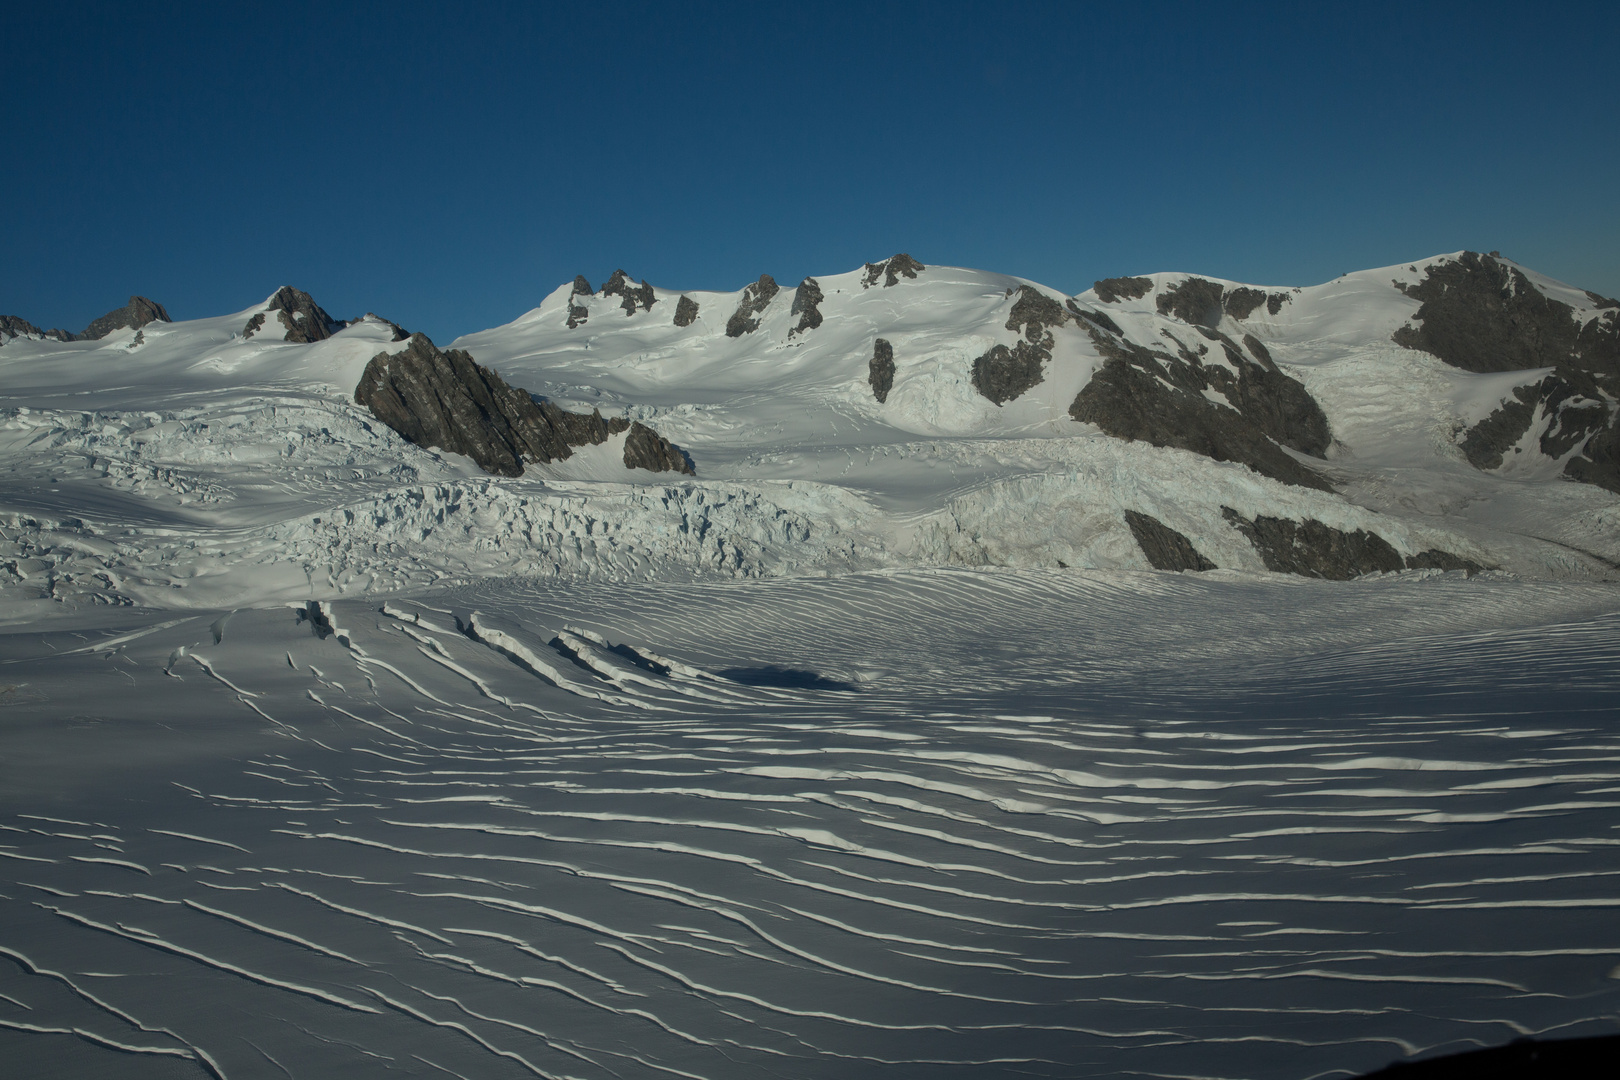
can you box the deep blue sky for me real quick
[5,1,1616,342]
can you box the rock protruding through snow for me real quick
[1093,277,1153,303]
[972,286,1072,405]
[1124,511,1216,571]
[600,270,657,315]
[354,333,634,476]
[789,277,824,336]
[244,287,345,343]
[673,295,699,327]
[861,253,924,289]
[725,275,779,337]
[566,275,593,329]
[623,420,695,475]
[80,296,171,341]
[869,338,895,403]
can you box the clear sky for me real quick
[5,0,1616,343]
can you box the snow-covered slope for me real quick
[3,253,1617,613]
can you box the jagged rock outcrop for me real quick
[869,338,895,403]
[1093,277,1153,303]
[356,333,640,477]
[861,254,924,288]
[973,286,1073,405]
[1124,511,1216,571]
[1066,299,1121,336]
[353,312,410,342]
[1222,508,1404,579]
[244,287,344,343]
[1154,277,1291,327]
[1394,252,1620,375]
[601,270,656,315]
[1406,253,1620,493]
[1404,549,1484,573]
[80,296,170,340]
[0,315,64,343]
[1069,322,1333,490]
[623,421,695,475]
[673,295,699,327]
[725,274,779,337]
[789,277,824,336]
[566,276,593,329]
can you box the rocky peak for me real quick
[861,253,924,289]
[600,269,657,315]
[673,295,700,327]
[1093,276,1153,303]
[789,277,824,336]
[248,286,344,343]
[725,274,779,337]
[80,296,171,341]
[566,276,594,329]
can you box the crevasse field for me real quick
[2,256,1618,1079]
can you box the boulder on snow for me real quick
[1124,511,1216,571]
[673,295,700,327]
[80,296,171,341]
[1093,276,1153,303]
[869,338,895,403]
[861,254,925,289]
[1068,322,1333,489]
[355,333,644,477]
[623,421,695,475]
[601,269,657,315]
[789,277,824,336]
[725,274,779,337]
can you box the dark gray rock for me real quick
[673,295,699,327]
[1242,333,1273,367]
[623,420,695,475]
[1404,549,1485,573]
[1222,287,1269,320]
[248,286,343,344]
[1067,299,1121,336]
[1585,290,1620,310]
[1222,507,1404,579]
[601,269,657,315]
[1393,251,1620,377]
[351,312,410,342]
[1267,292,1291,316]
[861,254,925,289]
[355,333,658,478]
[972,286,1076,405]
[1458,372,1620,492]
[1068,323,1333,489]
[1155,277,1226,327]
[1124,510,1216,571]
[1460,384,1540,470]
[789,277,824,336]
[0,315,46,342]
[80,296,170,341]
[870,338,895,403]
[1093,277,1153,304]
[725,274,779,337]
[566,275,593,329]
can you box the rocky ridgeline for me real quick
[354,333,693,478]
[0,296,170,344]
[862,253,925,288]
[600,269,657,315]
[1397,252,1620,493]
[972,286,1072,405]
[789,277,824,337]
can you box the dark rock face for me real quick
[354,312,410,342]
[725,274,779,337]
[355,333,653,478]
[1069,323,1334,490]
[1124,511,1216,571]
[1093,277,1153,304]
[1242,333,1273,367]
[566,276,593,329]
[601,269,657,315]
[80,296,170,341]
[673,295,699,327]
[870,338,896,403]
[0,315,47,342]
[1393,252,1620,376]
[1222,287,1270,320]
[861,253,925,289]
[1404,549,1484,573]
[249,286,343,343]
[972,286,1074,405]
[1458,374,1620,493]
[1067,299,1121,336]
[623,420,695,475]
[1222,508,1403,579]
[789,277,824,336]
[1155,277,1226,327]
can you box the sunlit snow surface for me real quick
[4,569,1619,1080]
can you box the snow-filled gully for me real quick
[2,569,1618,1079]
